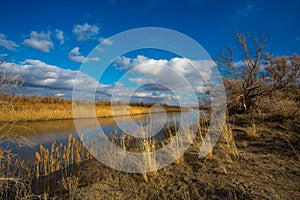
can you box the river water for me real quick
[1,111,200,163]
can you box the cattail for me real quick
[67,143,71,164]
[55,162,61,171]
[7,155,11,165]
[35,153,40,179]
[55,147,59,154]
[43,149,49,175]
[44,149,49,159]
[121,133,126,141]
[111,135,116,144]
[0,149,3,168]
[21,160,25,167]
[50,141,55,165]
[50,157,55,167]
[68,133,73,143]
[15,158,19,165]
[26,168,31,179]
[51,140,56,150]
[0,149,3,159]
[50,158,55,172]
[75,148,81,164]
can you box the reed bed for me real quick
[0,117,226,198]
[0,94,186,122]
[0,133,94,198]
[0,102,186,123]
[0,102,152,122]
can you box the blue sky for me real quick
[0,0,299,105]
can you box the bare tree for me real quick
[0,55,23,91]
[215,33,268,114]
[0,54,24,142]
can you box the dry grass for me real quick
[1,91,299,199]
[0,100,186,122]
[0,150,35,199]
[257,95,300,119]
[60,175,79,199]
[0,102,151,122]
[1,112,300,199]
[0,133,92,199]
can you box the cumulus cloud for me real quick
[98,37,113,45]
[55,29,64,44]
[0,59,112,98]
[0,33,19,50]
[1,54,217,106]
[131,91,175,101]
[68,47,85,62]
[68,47,100,63]
[0,58,183,104]
[23,31,54,52]
[128,77,145,85]
[111,55,219,106]
[114,55,213,95]
[72,23,99,41]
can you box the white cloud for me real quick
[114,55,213,95]
[68,47,100,63]
[131,91,175,101]
[98,37,113,45]
[1,59,110,98]
[111,55,218,106]
[1,54,216,106]
[114,56,131,70]
[0,33,19,50]
[128,77,145,85]
[72,23,99,41]
[55,29,64,44]
[23,31,54,52]
[55,93,65,97]
[1,59,176,103]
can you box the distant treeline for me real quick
[0,94,180,108]
[0,94,72,104]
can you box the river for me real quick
[0,110,200,163]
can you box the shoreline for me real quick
[0,101,193,123]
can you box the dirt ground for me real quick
[55,115,300,200]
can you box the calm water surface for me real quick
[1,111,200,162]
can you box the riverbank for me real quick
[1,111,299,199]
[0,101,188,122]
[78,120,300,199]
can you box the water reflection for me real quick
[1,111,200,162]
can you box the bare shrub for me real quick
[60,175,79,198]
[216,33,300,116]
[215,33,268,114]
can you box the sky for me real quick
[0,0,299,105]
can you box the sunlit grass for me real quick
[0,102,153,122]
